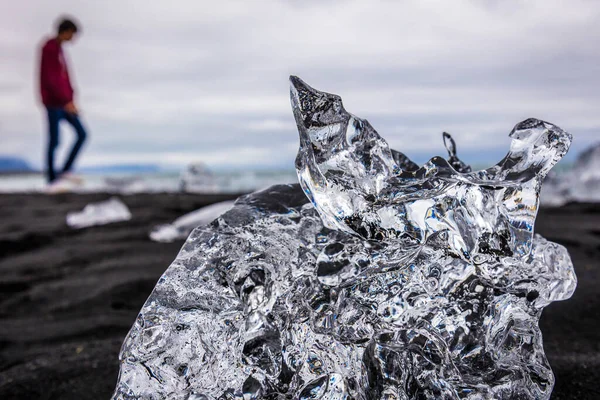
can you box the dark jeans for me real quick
[46,107,87,183]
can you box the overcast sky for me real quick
[1,0,599,170]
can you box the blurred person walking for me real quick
[39,17,87,190]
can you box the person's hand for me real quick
[64,101,78,115]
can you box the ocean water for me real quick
[0,170,298,194]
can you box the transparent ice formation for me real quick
[104,176,148,194]
[291,76,571,260]
[150,200,235,243]
[180,162,219,193]
[442,132,471,173]
[66,196,131,229]
[540,142,600,206]
[113,78,576,399]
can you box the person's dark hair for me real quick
[57,18,78,34]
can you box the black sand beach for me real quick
[0,193,598,399]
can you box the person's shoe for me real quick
[61,172,84,185]
[45,179,71,194]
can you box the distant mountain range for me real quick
[0,155,162,174]
[0,156,34,173]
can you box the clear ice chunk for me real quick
[66,196,131,229]
[104,176,148,194]
[442,132,471,173]
[149,200,235,243]
[112,78,576,400]
[291,76,571,259]
[541,142,600,205]
[179,162,218,193]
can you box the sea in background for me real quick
[0,160,575,195]
[0,169,299,194]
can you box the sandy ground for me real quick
[0,193,598,399]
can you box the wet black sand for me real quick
[0,194,598,399]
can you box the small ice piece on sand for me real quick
[179,162,218,193]
[150,200,235,242]
[66,197,132,229]
[541,142,600,205]
[104,176,147,194]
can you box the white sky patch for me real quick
[82,145,296,169]
[1,0,599,170]
[247,119,291,132]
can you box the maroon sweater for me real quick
[40,38,74,107]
